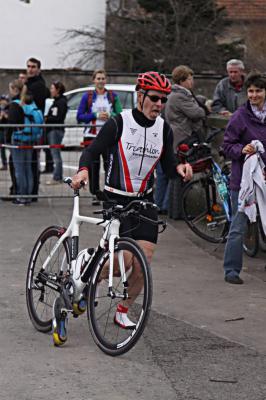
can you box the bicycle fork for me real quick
[101,219,129,300]
[108,234,129,300]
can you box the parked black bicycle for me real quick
[180,140,261,257]
[180,141,231,243]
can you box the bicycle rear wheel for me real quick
[258,216,266,252]
[26,226,70,332]
[88,238,152,356]
[182,178,229,243]
[243,220,259,257]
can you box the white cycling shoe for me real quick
[114,304,136,330]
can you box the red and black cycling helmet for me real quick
[136,71,171,94]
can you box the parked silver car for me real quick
[65,84,136,122]
[63,84,137,146]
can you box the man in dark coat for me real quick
[26,59,50,113]
[25,57,51,200]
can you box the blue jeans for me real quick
[223,190,248,277]
[11,147,33,197]
[155,162,169,211]
[47,130,64,181]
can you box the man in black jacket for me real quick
[25,57,52,199]
[26,58,50,113]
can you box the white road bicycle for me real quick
[26,178,164,356]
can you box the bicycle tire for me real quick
[243,220,259,257]
[258,216,266,252]
[168,177,185,220]
[182,178,229,243]
[26,226,70,333]
[88,237,152,356]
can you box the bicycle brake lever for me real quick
[96,219,106,226]
[63,177,72,186]
[93,210,104,215]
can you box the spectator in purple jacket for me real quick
[223,71,266,284]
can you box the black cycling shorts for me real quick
[103,191,159,244]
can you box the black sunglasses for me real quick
[146,94,168,104]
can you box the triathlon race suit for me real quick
[79,108,179,243]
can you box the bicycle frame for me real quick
[40,189,127,294]
[211,160,232,223]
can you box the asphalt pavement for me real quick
[0,195,266,400]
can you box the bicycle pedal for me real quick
[52,318,68,346]
[52,331,67,347]
[207,221,218,230]
[72,298,86,316]
[52,298,68,346]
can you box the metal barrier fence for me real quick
[0,124,99,200]
[0,118,227,200]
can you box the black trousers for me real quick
[32,149,40,196]
[8,153,17,195]
[44,148,54,172]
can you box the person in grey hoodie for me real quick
[223,71,266,285]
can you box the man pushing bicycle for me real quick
[57,71,193,345]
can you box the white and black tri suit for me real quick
[79,108,179,243]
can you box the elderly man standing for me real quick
[212,59,246,116]
[26,57,51,201]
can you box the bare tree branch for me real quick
[62,0,239,72]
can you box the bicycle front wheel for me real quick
[26,226,70,332]
[88,238,152,356]
[182,178,229,243]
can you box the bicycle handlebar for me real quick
[93,199,159,219]
[63,179,160,223]
[93,203,165,231]
[205,128,224,144]
[63,177,85,190]
[176,129,224,158]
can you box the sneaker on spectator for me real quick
[40,168,53,174]
[12,199,26,206]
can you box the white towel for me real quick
[238,140,266,235]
